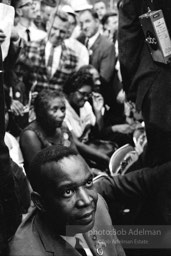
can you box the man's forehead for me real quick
[51,16,69,27]
[41,155,91,183]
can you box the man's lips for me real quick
[77,210,95,224]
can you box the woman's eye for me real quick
[61,107,66,113]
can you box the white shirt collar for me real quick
[88,30,100,49]
[61,233,93,256]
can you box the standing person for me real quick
[78,8,115,89]
[17,9,78,93]
[62,4,89,69]
[94,0,107,22]
[118,0,171,166]
[101,11,119,48]
[9,145,125,256]
[78,8,123,128]
[14,0,46,42]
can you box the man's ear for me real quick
[31,191,46,212]
[15,8,23,17]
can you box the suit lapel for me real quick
[35,214,81,256]
[90,34,101,53]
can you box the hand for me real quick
[92,92,104,113]
[11,26,20,42]
[10,99,25,116]
[116,89,126,104]
[0,28,6,44]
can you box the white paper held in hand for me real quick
[0,3,14,60]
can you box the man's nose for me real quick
[82,23,87,32]
[77,187,92,207]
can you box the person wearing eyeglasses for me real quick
[14,0,46,42]
[63,71,110,171]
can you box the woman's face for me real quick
[69,85,92,109]
[46,97,66,128]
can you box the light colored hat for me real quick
[61,4,77,16]
[71,0,93,12]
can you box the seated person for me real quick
[8,145,125,256]
[63,71,111,170]
[77,65,134,147]
[20,88,76,176]
[4,104,24,170]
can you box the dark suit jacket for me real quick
[90,34,125,125]
[119,0,171,108]
[0,47,21,255]
[118,0,171,165]
[94,162,171,225]
[89,34,116,84]
[9,195,125,256]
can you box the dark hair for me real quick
[63,71,95,95]
[77,64,96,75]
[101,12,118,26]
[29,145,78,194]
[34,88,65,124]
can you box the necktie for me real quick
[85,38,89,49]
[47,45,55,77]
[75,237,87,256]
[26,28,31,42]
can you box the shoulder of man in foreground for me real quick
[8,194,125,256]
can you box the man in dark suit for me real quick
[78,8,125,127]
[118,0,171,166]
[9,145,125,256]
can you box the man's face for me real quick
[103,15,118,41]
[48,16,69,46]
[41,155,98,235]
[66,13,76,38]
[94,1,106,21]
[17,0,37,20]
[79,10,99,38]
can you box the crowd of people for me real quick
[0,0,171,255]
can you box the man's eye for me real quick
[63,189,74,198]
[86,178,93,188]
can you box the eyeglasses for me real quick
[77,90,92,99]
[18,1,33,8]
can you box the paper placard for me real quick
[0,3,14,60]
